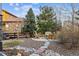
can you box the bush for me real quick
[3,40,23,48]
[57,25,79,49]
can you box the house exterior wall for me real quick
[0,9,2,30]
[2,10,23,33]
[0,14,2,27]
[3,21,23,33]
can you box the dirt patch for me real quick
[20,38,45,49]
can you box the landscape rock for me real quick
[41,50,60,56]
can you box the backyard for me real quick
[2,37,79,56]
[0,3,79,56]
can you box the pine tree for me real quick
[22,8,36,37]
[37,6,58,34]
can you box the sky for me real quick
[2,3,79,22]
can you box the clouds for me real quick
[20,5,32,12]
[14,7,20,11]
[15,3,19,6]
[9,3,20,11]
[20,5,40,16]
[33,8,40,15]
[3,3,79,19]
[21,5,40,15]
[9,3,14,6]
[8,3,40,17]
[9,3,32,11]
[9,3,20,7]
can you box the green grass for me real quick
[3,40,23,48]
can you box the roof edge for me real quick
[2,9,18,18]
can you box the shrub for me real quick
[57,26,79,49]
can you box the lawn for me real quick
[3,40,24,48]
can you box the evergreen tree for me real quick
[22,8,36,37]
[37,6,58,34]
